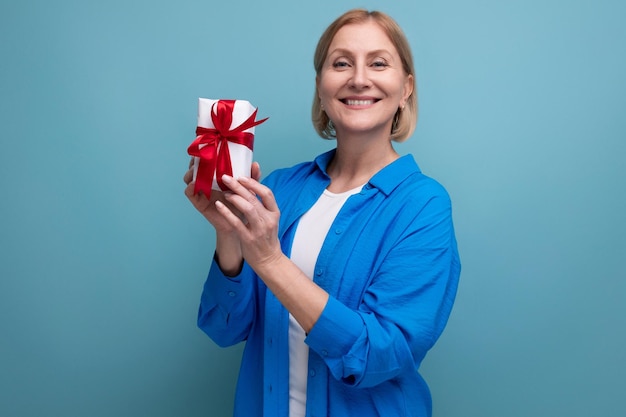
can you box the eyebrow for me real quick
[328,48,394,58]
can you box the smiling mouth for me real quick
[342,99,379,106]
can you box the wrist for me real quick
[252,250,287,280]
[214,251,244,277]
[215,234,243,277]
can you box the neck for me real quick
[326,136,399,193]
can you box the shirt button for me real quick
[309,369,316,377]
[321,350,328,357]
[267,337,273,346]
[335,229,342,234]
[227,291,236,297]
[316,268,323,276]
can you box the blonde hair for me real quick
[311,9,418,142]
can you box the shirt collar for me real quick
[314,149,421,196]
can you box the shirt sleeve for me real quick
[197,256,258,347]
[305,192,461,388]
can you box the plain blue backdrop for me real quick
[1,0,624,416]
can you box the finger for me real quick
[220,175,273,224]
[215,200,248,232]
[184,181,203,201]
[220,178,265,223]
[237,177,279,212]
[184,181,207,201]
[251,162,261,181]
[188,157,195,169]
[222,188,257,216]
[221,175,256,199]
[183,168,193,184]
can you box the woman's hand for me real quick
[214,174,283,274]
[183,158,262,234]
[184,159,263,275]
[215,174,329,334]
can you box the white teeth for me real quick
[345,99,374,106]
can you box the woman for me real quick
[184,8,460,417]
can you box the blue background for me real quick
[1,0,624,416]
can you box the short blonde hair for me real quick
[312,9,418,142]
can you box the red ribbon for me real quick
[187,100,268,197]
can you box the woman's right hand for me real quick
[184,158,262,229]
[183,158,262,275]
[184,158,231,233]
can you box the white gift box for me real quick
[192,98,258,191]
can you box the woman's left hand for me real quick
[215,174,283,273]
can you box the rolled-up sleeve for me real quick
[305,193,461,388]
[197,257,257,348]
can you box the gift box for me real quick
[187,98,267,197]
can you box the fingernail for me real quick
[222,174,233,182]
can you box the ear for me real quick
[401,74,414,107]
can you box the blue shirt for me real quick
[198,149,461,417]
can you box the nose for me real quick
[349,63,370,89]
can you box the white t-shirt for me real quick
[288,184,364,417]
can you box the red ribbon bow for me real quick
[187,100,268,197]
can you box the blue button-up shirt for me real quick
[198,149,461,417]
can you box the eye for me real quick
[332,58,351,69]
[371,59,389,69]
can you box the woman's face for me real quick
[317,20,413,139]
